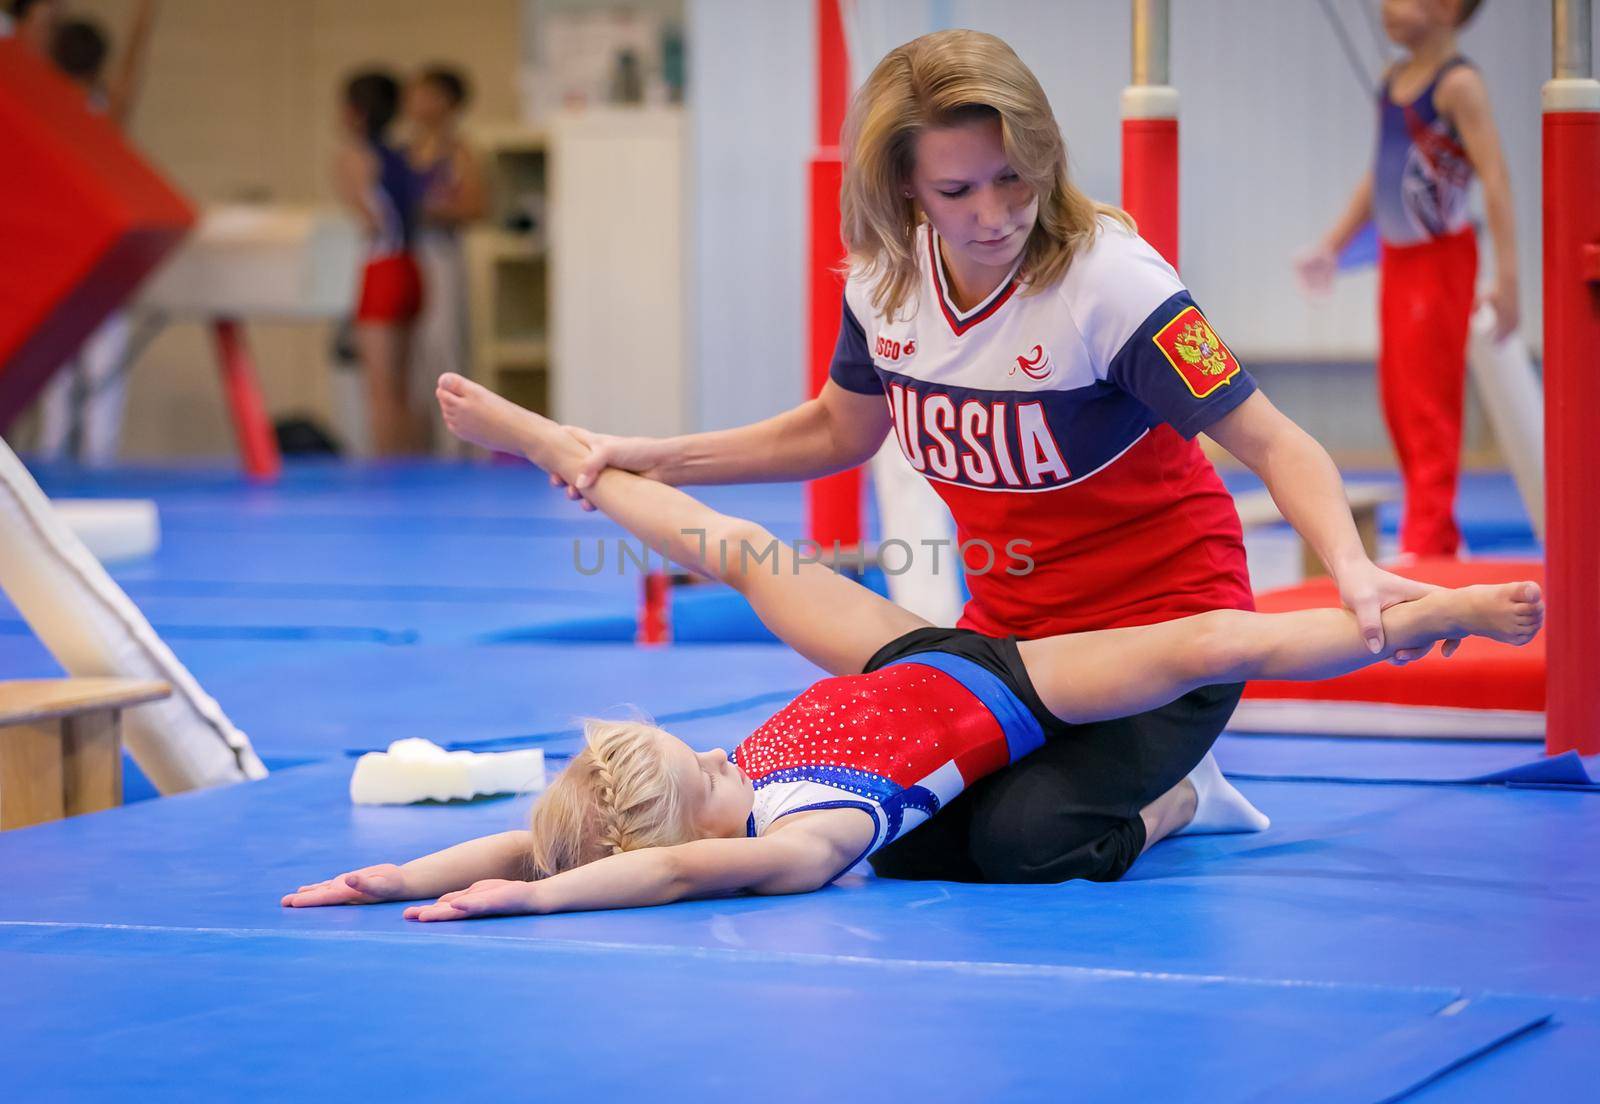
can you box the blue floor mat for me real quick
[0,760,1591,1100]
[1214,734,1597,789]
[0,459,1583,1099]
[190,641,821,758]
[0,923,1552,1102]
[4,760,1596,1002]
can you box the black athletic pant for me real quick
[862,626,1245,885]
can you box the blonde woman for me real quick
[528,29,1451,885]
[280,373,1539,921]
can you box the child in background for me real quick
[335,70,428,456]
[34,0,157,465]
[1298,0,1517,559]
[404,64,486,454]
[4,0,59,53]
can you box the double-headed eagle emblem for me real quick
[1171,318,1231,377]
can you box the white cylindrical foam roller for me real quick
[1466,304,1545,541]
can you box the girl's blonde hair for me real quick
[839,28,1133,319]
[526,718,694,879]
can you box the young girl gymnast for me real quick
[281,375,1542,923]
[335,70,428,456]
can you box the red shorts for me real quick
[356,254,423,323]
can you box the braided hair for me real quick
[527,719,694,879]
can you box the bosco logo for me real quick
[874,336,916,361]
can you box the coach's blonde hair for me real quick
[526,718,695,879]
[840,29,1132,319]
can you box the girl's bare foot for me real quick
[435,373,550,459]
[1429,582,1544,647]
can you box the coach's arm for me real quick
[555,381,890,495]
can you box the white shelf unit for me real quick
[466,126,551,416]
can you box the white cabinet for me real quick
[549,108,687,436]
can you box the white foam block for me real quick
[52,499,160,563]
[349,738,546,805]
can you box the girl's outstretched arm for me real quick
[281,830,535,908]
[403,815,867,922]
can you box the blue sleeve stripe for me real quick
[828,295,883,395]
[1107,290,1258,440]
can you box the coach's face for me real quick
[909,114,1039,292]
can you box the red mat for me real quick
[1241,559,1544,725]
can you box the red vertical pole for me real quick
[211,318,281,483]
[1542,3,1600,755]
[1121,1,1179,269]
[637,571,671,645]
[806,0,861,550]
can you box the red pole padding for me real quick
[1121,116,1179,271]
[806,154,861,550]
[637,571,671,646]
[815,0,850,148]
[806,0,862,551]
[1542,107,1600,756]
[212,319,282,483]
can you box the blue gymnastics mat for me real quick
[1,760,1592,1100]
[1212,734,1600,789]
[16,458,815,646]
[4,458,1582,1097]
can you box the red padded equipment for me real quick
[1244,559,1545,714]
[0,39,194,428]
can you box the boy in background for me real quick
[404,65,486,454]
[1298,0,1518,559]
[33,0,157,465]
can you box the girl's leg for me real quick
[356,322,410,456]
[1017,585,1543,726]
[437,373,928,675]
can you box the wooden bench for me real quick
[0,678,170,830]
[1232,483,1400,579]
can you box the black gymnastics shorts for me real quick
[862,626,1072,740]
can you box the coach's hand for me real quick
[1336,560,1460,665]
[549,428,675,511]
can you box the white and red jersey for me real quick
[732,653,1045,871]
[831,218,1255,637]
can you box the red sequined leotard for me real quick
[731,652,1046,876]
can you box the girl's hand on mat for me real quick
[403,878,539,922]
[550,428,674,511]
[280,864,415,908]
[1336,562,1461,664]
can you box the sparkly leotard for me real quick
[732,652,1046,878]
